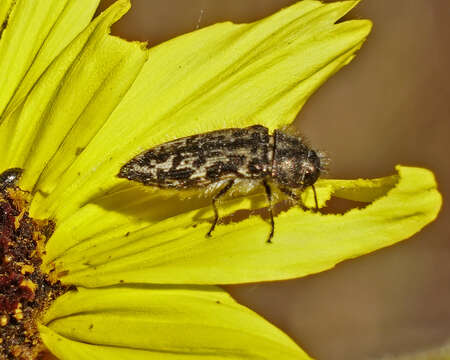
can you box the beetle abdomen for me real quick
[118,125,272,188]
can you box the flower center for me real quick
[0,170,67,360]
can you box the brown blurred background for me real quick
[98,1,450,359]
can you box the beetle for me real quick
[0,168,23,192]
[118,125,323,242]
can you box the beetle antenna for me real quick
[312,184,318,211]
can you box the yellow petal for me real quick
[0,0,99,122]
[40,286,311,359]
[47,166,441,286]
[0,0,147,195]
[26,0,371,222]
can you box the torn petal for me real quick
[52,166,441,287]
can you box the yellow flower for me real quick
[0,0,441,359]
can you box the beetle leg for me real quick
[280,186,319,212]
[262,179,274,243]
[206,180,234,237]
[280,186,307,210]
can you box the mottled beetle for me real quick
[118,125,323,243]
[0,168,23,192]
